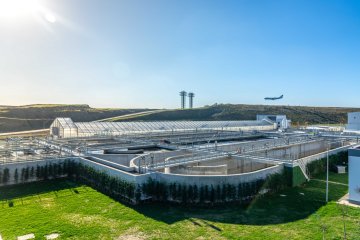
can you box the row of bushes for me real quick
[0,160,75,184]
[70,161,136,202]
[71,162,288,204]
[141,171,288,204]
[0,160,137,203]
[0,159,288,205]
[307,151,348,177]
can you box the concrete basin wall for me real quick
[91,153,138,167]
[84,156,135,172]
[154,164,284,186]
[163,153,275,175]
[299,145,352,165]
[168,164,228,175]
[77,157,149,184]
[130,150,190,170]
[179,156,274,174]
[255,140,337,160]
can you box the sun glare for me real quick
[0,0,56,23]
[44,12,56,23]
[0,0,40,18]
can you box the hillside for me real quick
[114,104,359,126]
[0,103,358,133]
[0,104,154,133]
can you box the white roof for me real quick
[52,118,273,135]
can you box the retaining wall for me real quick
[0,158,72,186]
[0,155,284,192]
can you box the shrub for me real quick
[3,168,10,183]
[14,169,19,183]
[30,166,35,179]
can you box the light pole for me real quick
[326,142,330,202]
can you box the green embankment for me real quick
[285,166,308,187]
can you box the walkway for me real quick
[311,178,348,186]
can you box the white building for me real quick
[348,147,360,204]
[346,112,360,133]
[256,115,291,130]
[50,118,277,138]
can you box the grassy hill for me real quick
[0,103,358,133]
[115,104,359,126]
[0,104,154,133]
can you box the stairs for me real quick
[297,158,310,181]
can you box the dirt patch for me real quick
[63,213,120,234]
[17,234,35,240]
[45,233,59,239]
[117,234,146,240]
[117,227,147,240]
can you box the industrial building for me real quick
[256,114,291,130]
[50,118,277,138]
[348,147,360,204]
[345,112,360,133]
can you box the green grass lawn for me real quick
[0,175,359,240]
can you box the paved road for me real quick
[93,109,168,122]
[0,116,52,121]
[0,129,49,138]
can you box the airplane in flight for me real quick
[264,95,284,101]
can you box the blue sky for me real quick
[0,0,359,108]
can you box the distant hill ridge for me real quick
[0,103,358,133]
[0,105,152,133]
[115,104,359,126]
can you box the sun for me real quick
[0,0,56,23]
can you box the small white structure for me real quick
[345,112,360,133]
[256,115,291,130]
[335,165,346,174]
[348,147,360,204]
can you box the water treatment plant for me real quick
[0,114,359,204]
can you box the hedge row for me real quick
[307,151,348,178]
[71,161,136,202]
[141,171,288,204]
[0,160,288,205]
[0,161,74,184]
